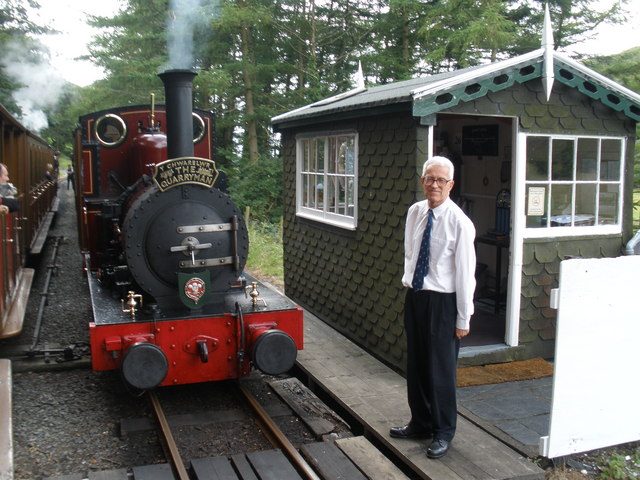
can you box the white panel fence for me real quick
[540,255,640,458]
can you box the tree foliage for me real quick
[86,0,169,105]
[0,0,51,115]
[584,47,640,187]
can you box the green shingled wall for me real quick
[281,112,422,369]
[280,78,635,372]
[519,237,624,359]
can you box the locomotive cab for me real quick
[75,70,303,390]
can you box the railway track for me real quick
[149,381,322,480]
[28,373,355,480]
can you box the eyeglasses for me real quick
[421,176,452,187]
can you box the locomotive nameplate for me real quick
[153,157,219,191]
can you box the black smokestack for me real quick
[158,69,197,159]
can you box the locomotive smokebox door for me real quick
[122,183,249,309]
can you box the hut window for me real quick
[295,132,358,229]
[523,134,624,235]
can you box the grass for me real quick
[245,221,284,290]
[598,450,640,479]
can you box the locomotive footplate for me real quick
[87,270,304,387]
[86,272,299,325]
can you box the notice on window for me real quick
[527,187,545,216]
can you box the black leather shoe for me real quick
[389,424,432,439]
[427,439,450,459]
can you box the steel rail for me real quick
[148,390,190,480]
[28,236,62,354]
[238,381,321,480]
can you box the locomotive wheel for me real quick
[122,184,248,306]
[121,343,169,390]
[252,330,298,375]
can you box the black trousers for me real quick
[404,289,460,441]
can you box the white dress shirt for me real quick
[402,197,476,330]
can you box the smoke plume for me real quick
[165,0,218,71]
[1,39,67,133]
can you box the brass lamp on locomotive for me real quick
[74,70,303,390]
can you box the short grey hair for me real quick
[422,156,454,179]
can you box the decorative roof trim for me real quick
[412,57,543,117]
[548,51,640,121]
[412,49,640,121]
[554,61,640,121]
[411,49,544,100]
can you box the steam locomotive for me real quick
[73,70,303,390]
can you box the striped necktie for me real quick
[411,209,434,291]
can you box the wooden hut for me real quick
[271,24,640,368]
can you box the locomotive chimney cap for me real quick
[158,68,198,77]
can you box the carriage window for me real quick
[524,134,624,235]
[296,132,358,229]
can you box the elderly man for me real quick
[0,163,19,214]
[390,156,476,459]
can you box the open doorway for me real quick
[432,113,515,347]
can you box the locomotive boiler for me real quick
[74,70,303,390]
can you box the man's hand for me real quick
[0,205,8,215]
[455,328,469,339]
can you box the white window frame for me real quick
[295,131,358,230]
[522,133,625,238]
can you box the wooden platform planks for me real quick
[44,475,84,480]
[131,463,175,480]
[228,454,259,480]
[88,469,129,480]
[0,360,12,480]
[301,441,367,479]
[268,377,346,438]
[335,436,410,479]
[296,311,545,480]
[190,438,407,480]
[191,456,240,479]
[245,449,302,480]
[191,450,302,480]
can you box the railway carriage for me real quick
[0,104,58,338]
[74,70,303,390]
